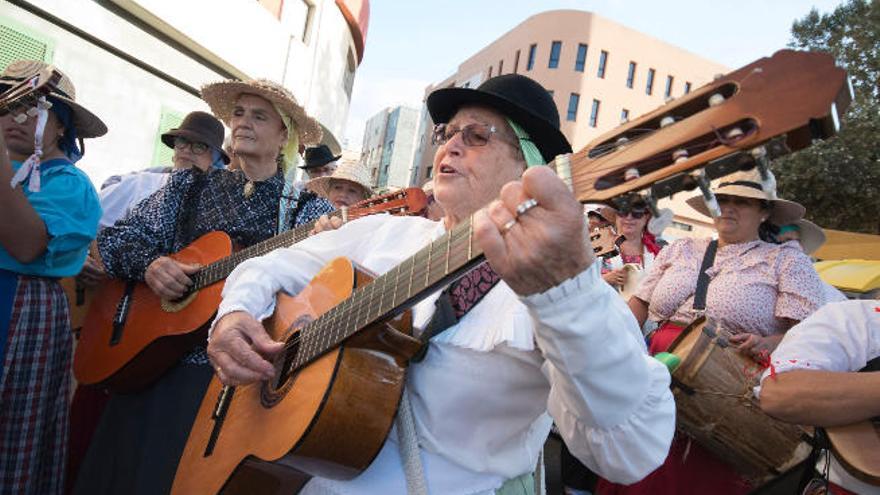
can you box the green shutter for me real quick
[0,17,55,72]
[151,108,184,167]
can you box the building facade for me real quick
[1,0,369,186]
[360,105,419,189]
[409,10,729,238]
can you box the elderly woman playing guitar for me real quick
[597,170,825,494]
[206,74,676,494]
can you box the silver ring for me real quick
[500,218,517,235]
[215,366,222,376]
[515,198,539,218]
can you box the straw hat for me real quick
[781,219,826,255]
[0,60,107,138]
[686,169,805,224]
[307,159,373,199]
[200,79,322,146]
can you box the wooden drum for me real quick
[666,317,812,484]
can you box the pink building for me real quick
[410,10,728,237]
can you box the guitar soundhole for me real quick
[261,319,310,407]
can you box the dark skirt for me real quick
[72,361,213,495]
[0,274,72,495]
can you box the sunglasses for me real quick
[431,123,513,147]
[618,209,649,219]
[173,136,210,155]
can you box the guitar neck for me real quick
[190,210,343,290]
[290,216,485,370]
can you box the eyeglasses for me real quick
[619,209,648,219]
[431,123,512,147]
[173,136,210,155]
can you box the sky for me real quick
[342,0,846,148]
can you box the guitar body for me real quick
[172,257,421,495]
[825,422,880,485]
[73,231,233,391]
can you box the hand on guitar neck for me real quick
[475,166,594,296]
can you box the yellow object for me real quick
[815,229,880,261]
[814,260,880,294]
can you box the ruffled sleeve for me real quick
[25,164,101,276]
[522,263,675,483]
[97,170,188,281]
[634,237,684,304]
[772,242,822,322]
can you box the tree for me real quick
[772,0,880,234]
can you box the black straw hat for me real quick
[426,74,571,163]
[302,144,341,169]
[161,111,229,164]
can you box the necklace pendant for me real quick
[243,181,255,198]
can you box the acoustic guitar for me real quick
[171,50,851,494]
[73,188,427,392]
[824,416,880,485]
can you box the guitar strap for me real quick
[410,261,502,362]
[174,170,208,248]
[692,240,718,311]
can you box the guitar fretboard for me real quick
[289,216,485,370]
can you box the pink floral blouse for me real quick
[635,238,823,336]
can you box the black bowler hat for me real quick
[302,145,341,169]
[426,74,572,163]
[161,111,230,164]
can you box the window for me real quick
[665,75,674,98]
[549,41,561,69]
[626,61,636,88]
[684,81,692,94]
[514,50,521,73]
[574,43,588,72]
[566,93,580,121]
[620,108,630,123]
[342,48,356,98]
[597,50,608,78]
[498,59,503,74]
[0,18,55,72]
[589,99,600,127]
[488,66,492,78]
[527,44,537,71]
[646,68,655,95]
[151,108,184,167]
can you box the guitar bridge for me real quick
[110,282,136,346]
[205,385,235,457]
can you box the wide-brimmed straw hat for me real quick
[686,169,805,224]
[307,159,373,199]
[426,74,571,163]
[782,219,826,255]
[200,78,322,146]
[0,60,107,138]
[160,111,229,164]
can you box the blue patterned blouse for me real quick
[98,167,333,281]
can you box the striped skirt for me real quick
[0,273,72,495]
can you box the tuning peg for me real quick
[13,113,27,124]
[624,168,640,182]
[37,97,52,110]
[26,107,39,117]
[708,93,725,107]
[553,153,573,191]
[672,148,689,163]
[750,147,777,198]
[660,116,675,128]
[693,169,721,217]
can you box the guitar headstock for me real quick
[348,187,428,220]
[590,225,619,259]
[0,65,63,117]
[555,50,852,212]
